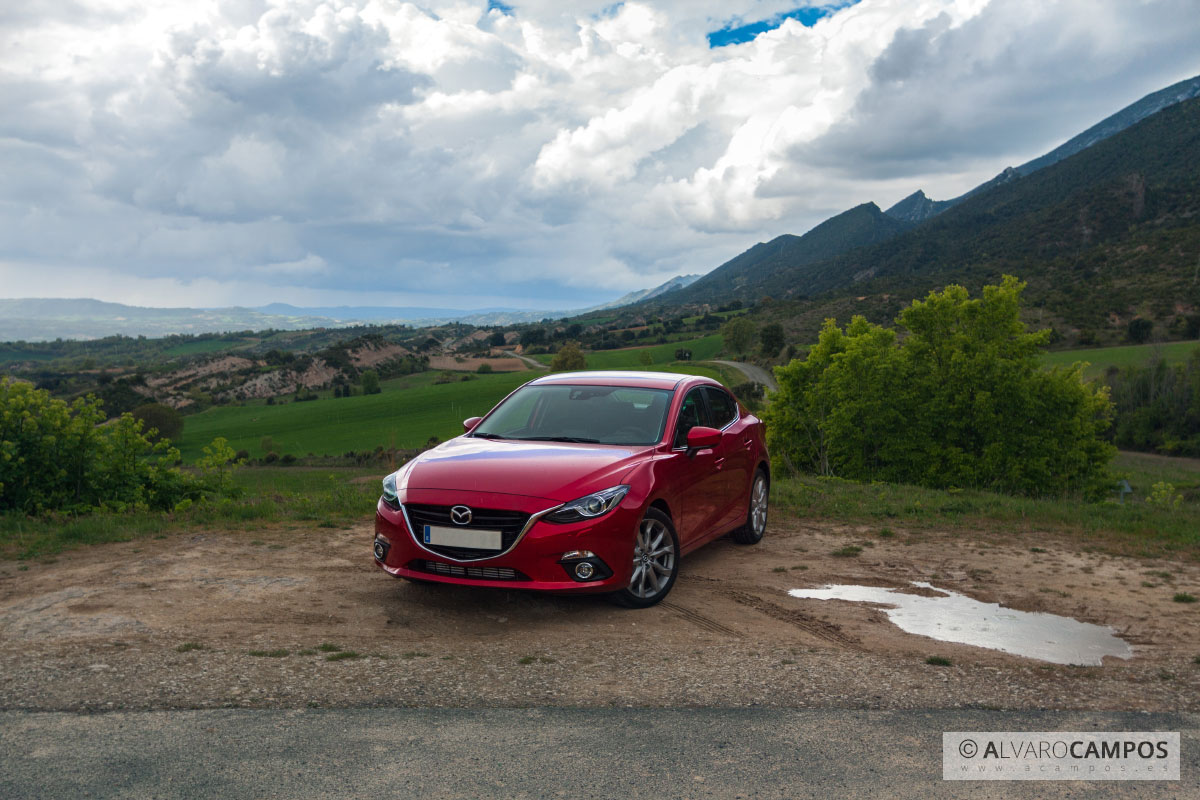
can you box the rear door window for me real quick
[703,387,737,429]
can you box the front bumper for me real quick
[372,491,636,593]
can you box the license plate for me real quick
[423,525,502,550]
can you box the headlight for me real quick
[381,473,400,508]
[545,485,630,524]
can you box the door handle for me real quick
[714,457,726,470]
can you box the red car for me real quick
[373,371,769,607]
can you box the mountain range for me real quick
[648,73,1200,331]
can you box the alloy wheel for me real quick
[629,516,676,600]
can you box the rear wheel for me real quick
[610,508,679,608]
[731,469,768,545]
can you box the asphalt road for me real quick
[3,709,1194,799]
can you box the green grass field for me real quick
[177,343,730,461]
[1042,340,1200,378]
[178,371,532,460]
[162,338,251,357]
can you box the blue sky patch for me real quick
[487,0,514,15]
[707,3,858,48]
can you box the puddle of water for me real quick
[788,582,1132,666]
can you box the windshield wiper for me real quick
[516,436,602,443]
[470,431,509,440]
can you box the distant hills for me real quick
[0,275,702,342]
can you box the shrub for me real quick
[476,362,494,374]
[764,277,1115,497]
[550,341,587,372]
[0,379,238,514]
[360,369,381,395]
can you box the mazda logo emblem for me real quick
[450,505,473,525]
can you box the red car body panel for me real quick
[373,371,769,594]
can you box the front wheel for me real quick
[609,508,679,608]
[731,469,768,544]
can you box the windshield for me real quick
[472,384,673,446]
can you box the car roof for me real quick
[527,370,716,391]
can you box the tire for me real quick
[609,507,679,608]
[731,468,768,545]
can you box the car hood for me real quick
[396,435,651,502]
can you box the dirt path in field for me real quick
[712,360,778,392]
[0,516,1197,712]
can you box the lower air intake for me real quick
[413,560,529,581]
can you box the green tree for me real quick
[1127,317,1153,344]
[550,341,587,372]
[638,349,654,366]
[765,277,1115,496]
[721,316,756,356]
[477,362,494,374]
[131,403,184,442]
[760,323,785,356]
[361,369,381,395]
[488,331,507,347]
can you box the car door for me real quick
[669,387,723,546]
[702,385,753,532]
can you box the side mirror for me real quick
[463,416,483,433]
[685,426,721,454]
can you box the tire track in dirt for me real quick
[680,574,861,650]
[660,601,744,638]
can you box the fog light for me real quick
[574,561,596,580]
[373,539,389,561]
[561,550,595,561]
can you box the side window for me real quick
[703,387,737,429]
[673,388,710,448]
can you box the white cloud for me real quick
[1,0,1198,310]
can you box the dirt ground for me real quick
[1,515,1197,712]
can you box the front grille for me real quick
[404,503,531,560]
[411,560,529,581]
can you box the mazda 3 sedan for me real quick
[373,371,769,607]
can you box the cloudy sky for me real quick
[2,0,1198,312]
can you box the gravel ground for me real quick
[1,516,1197,712]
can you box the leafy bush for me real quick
[764,277,1115,497]
[550,341,587,372]
[0,379,240,514]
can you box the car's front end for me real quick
[373,477,644,593]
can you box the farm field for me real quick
[175,359,729,461]
[1042,339,1200,377]
[177,371,532,460]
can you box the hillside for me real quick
[660,203,912,305]
[886,73,1200,223]
[657,96,1200,344]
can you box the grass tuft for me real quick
[1173,593,1197,604]
[316,642,342,652]
[325,651,361,662]
[831,545,863,558]
[925,656,952,667]
[175,642,204,653]
[248,648,289,658]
